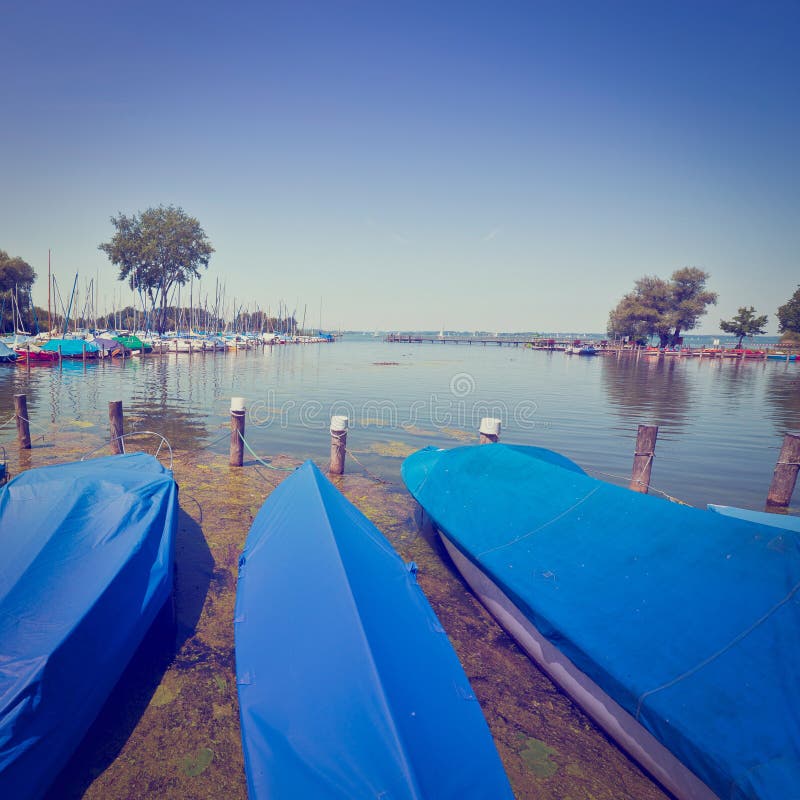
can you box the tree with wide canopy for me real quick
[99,206,214,333]
[607,268,717,347]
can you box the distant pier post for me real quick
[766,432,800,510]
[230,397,246,467]
[329,415,348,475]
[479,417,501,444]
[630,424,658,493]
[14,394,31,450]
[82,340,86,362]
[109,400,125,454]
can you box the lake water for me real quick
[2,336,798,511]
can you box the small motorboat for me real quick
[235,460,513,800]
[402,443,800,800]
[0,453,178,799]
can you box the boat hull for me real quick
[402,444,800,800]
[0,453,178,799]
[235,460,513,800]
[438,532,716,800]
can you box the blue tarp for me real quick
[0,453,178,799]
[41,338,99,355]
[235,460,513,800]
[402,444,800,800]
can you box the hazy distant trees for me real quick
[719,306,768,348]
[607,268,717,347]
[0,250,37,331]
[0,250,36,293]
[98,206,214,333]
[777,286,800,341]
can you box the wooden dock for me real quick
[385,335,799,361]
[385,334,571,348]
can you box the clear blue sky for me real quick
[2,0,797,333]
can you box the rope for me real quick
[344,448,393,485]
[199,430,233,450]
[588,468,689,505]
[237,432,295,471]
[0,414,18,430]
[635,578,800,720]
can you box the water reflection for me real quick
[600,354,693,432]
[126,358,213,451]
[764,366,800,434]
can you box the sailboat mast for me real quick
[47,249,51,334]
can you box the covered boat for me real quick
[0,341,17,362]
[114,333,152,353]
[41,338,100,357]
[235,460,513,800]
[0,453,178,799]
[92,334,126,357]
[12,342,58,362]
[402,444,800,800]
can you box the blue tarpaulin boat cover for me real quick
[0,453,178,799]
[41,338,99,355]
[402,444,800,800]
[235,460,513,800]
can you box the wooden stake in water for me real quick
[330,415,348,475]
[630,424,658,493]
[109,400,125,454]
[14,394,31,450]
[766,432,800,510]
[230,397,246,467]
[479,417,501,444]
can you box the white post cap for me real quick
[330,415,349,432]
[479,417,502,436]
[231,396,246,412]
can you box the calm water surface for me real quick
[1,337,798,511]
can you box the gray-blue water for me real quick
[2,337,798,511]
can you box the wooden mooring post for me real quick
[766,432,800,510]
[109,401,125,454]
[630,424,658,493]
[479,417,501,444]
[329,415,348,475]
[14,394,31,450]
[230,397,246,466]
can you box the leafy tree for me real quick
[0,250,36,293]
[98,205,214,333]
[0,250,37,331]
[777,286,800,338]
[607,268,717,347]
[719,306,768,348]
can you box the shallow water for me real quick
[2,337,798,510]
[5,340,796,798]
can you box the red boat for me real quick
[14,345,59,363]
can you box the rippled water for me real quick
[2,337,798,510]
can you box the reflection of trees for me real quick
[127,358,211,452]
[710,358,766,415]
[764,367,800,434]
[600,354,693,430]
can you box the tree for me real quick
[98,205,214,333]
[0,250,37,332]
[607,268,717,347]
[777,286,800,338]
[719,306,768,348]
[0,250,36,293]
